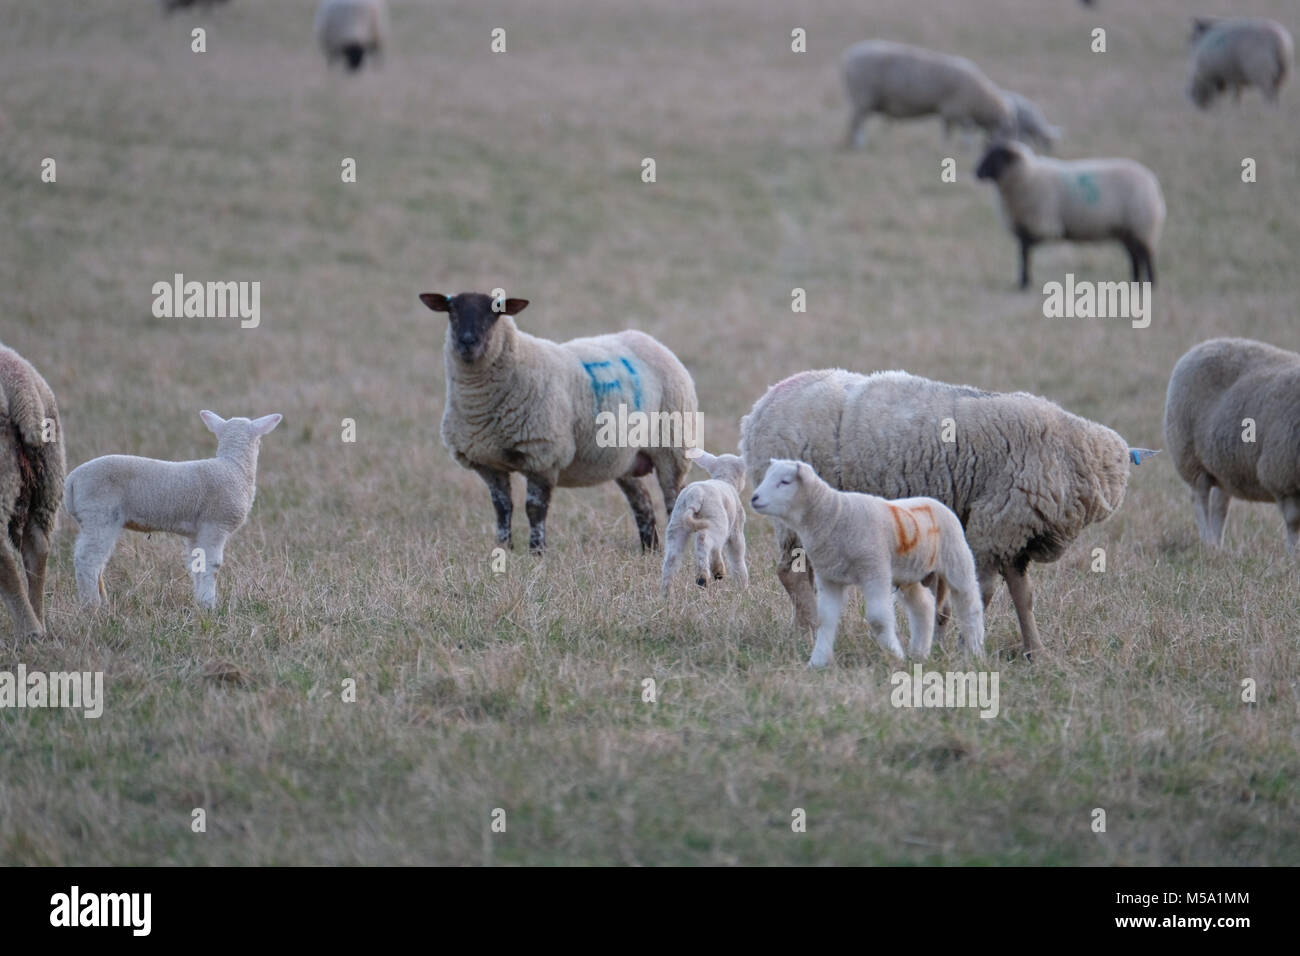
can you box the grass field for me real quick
[1,0,1297,865]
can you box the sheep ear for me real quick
[419,293,450,313]
[693,450,716,469]
[200,410,226,433]
[251,414,283,437]
[502,298,529,316]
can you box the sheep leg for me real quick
[808,580,846,669]
[524,474,554,554]
[924,571,951,647]
[191,528,229,609]
[709,542,726,581]
[864,580,906,660]
[777,526,818,632]
[659,525,688,594]
[949,582,987,657]
[1001,562,1043,654]
[73,524,121,607]
[1015,229,1036,290]
[693,532,713,588]
[1280,496,1300,555]
[20,524,50,627]
[897,582,935,660]
[1207,485,1231,546]
[725,526,749,588]
[843,106,870,149]
[615,475,658,552]
[473,466,513,548]
[0,541,41,639]
[650,450,686,519]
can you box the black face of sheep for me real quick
[419,292,530,364]
[975,143,1020,181]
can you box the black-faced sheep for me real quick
[423,291,698,554]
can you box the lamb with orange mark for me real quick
[750,459,984,668]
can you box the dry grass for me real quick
[0,0,1296,864]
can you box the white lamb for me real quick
[660,450,748,593]
[64,411,282,609]
[751,460,985,668]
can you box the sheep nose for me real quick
[750,494,759,506]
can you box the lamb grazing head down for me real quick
[419,292,529,365]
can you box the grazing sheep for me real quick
[1165,337,1300,552]
[740,368,1157,654]
[64,411,282,609]
[841,40,1015,148]
[0,345,64,641]
[975,139,1165,288]
[314,0,388,72]
[660,451,748,593]
[1002,90,1063,152]
[422,291,698,554]
[161,0,231,11]
[1188,17,1293,107]
[750,460,984,667]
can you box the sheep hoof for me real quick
[807,657,831,670]
[695,576,708,588]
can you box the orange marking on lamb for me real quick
[888,503,920,553]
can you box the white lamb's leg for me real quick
[191,527,229,609]
[897,582,936,660]
[1207,485,1231,547]
[693,531,713,588]
[725,527,749,588]
[809,580,845,669]
[73,523,122,607]
[660,526,688,594]
[864,580,906,660]
[949,584,987,658]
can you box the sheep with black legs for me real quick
[423,291,698,554]
[975,140,1165,289]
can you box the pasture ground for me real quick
[1,0,1296,864]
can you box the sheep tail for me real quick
[682,507,707,532]
[1129,448,1161,466]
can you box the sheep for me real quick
[841,40,1015,149]
[314,0,388,72]
[739,368,1158,655]
[0,345,65,641]
[161,0,231,11]
[975,139,1165,289]
[750,460,984,667]
[64,411,282,609]
[1188,17,1293,108]
[1165,337,1300,552]
[660,450,748,593]
[421,291,698,554]
[1002,90,1063,152]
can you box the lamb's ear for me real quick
[693,449,716,470]
[200,410,226,433]
[795,462,810,482]
[501,298,529,316]
[419,293,450,313]
[251,413,283,437]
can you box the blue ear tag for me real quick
[1129,448,1161,466]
